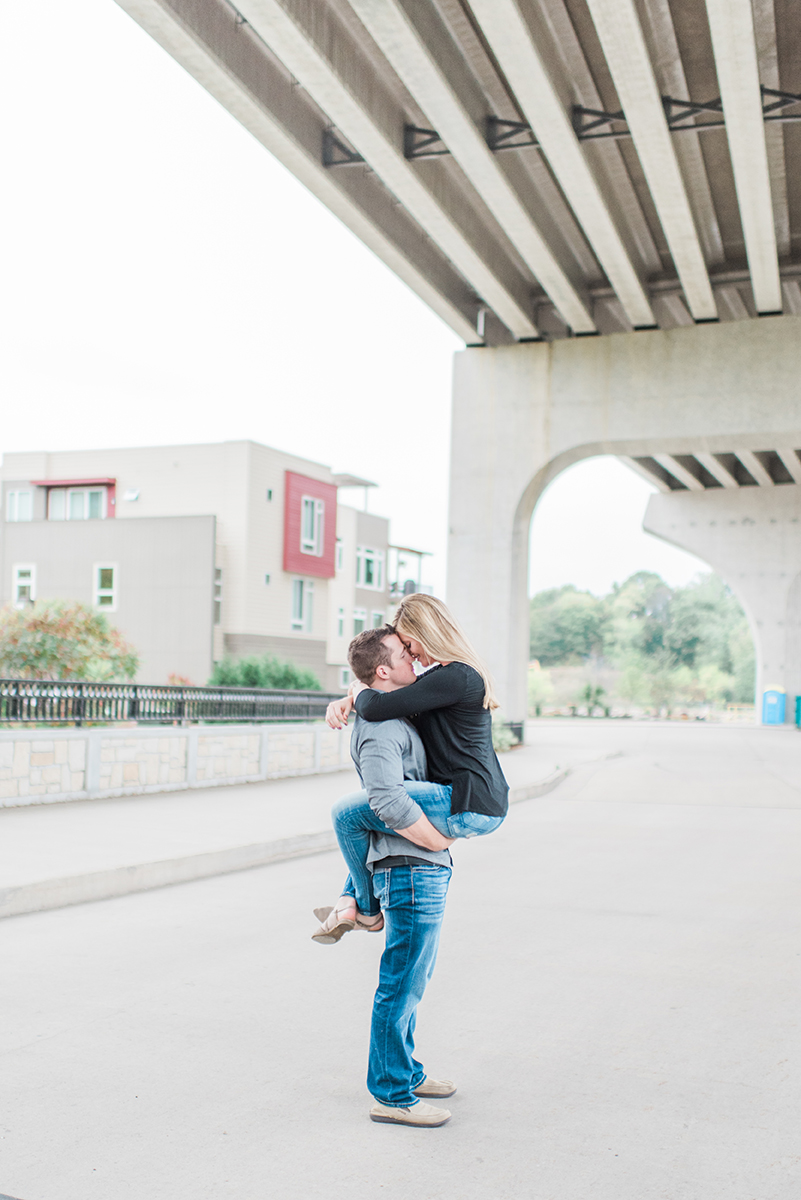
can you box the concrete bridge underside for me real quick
[448,314,801,724]
[112,1,801,723]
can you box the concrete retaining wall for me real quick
[0,723,350,808]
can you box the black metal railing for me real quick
[0,679,343,726]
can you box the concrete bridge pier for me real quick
[446,316,801,729]
[645,487,801,723]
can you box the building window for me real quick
[94,564,117,610]
[336,538,343,571]
[372,611,385,629]
[301,496,324,556]
[214,568,222,624]
[6,490,32,522]
[339,667,354,690]
[292,579,314,632]
[49,487,106,521]
[353,608,367,636]
[356,546,384,590]
[337,607,345,637]
[12,564,36,607]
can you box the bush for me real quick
[0,600,139,682]
[209,654,321,691]
[491,710,517,752]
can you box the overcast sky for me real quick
[1,0,708,598]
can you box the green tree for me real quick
[529,585,607,664]
[605,572,673,661]
[0,601,139,681]
[209,654,321,690]
[531,569,756,711]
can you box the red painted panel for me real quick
[283,471,337,578]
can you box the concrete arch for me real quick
[447,316,801,724]
[645,487,801,721]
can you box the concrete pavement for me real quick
[1,719,800,1199]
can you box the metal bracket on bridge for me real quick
[322,128,364,167]
[324,84,801,171]
[486,117,538,151]
[572,85,801,141]
[403,125,449,159]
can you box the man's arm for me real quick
[396,813,455,852]
[355,727,454,852]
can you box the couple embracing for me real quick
[312,593,509,1128]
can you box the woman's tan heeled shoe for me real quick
[311,902,357,944]
[354,912,384,933]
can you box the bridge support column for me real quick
[644,487,801,723]
[447,345,554,725]
[446,317,801,729]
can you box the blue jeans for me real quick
[332,782,503,914]
[367,864,452,1107]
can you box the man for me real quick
[340,626,456,1128]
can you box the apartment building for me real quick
[0,441,397,690]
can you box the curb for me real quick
[1,765,579,921]
[0,831,338,921]
[509,767,570,804]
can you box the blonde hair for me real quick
[392,593,499,710]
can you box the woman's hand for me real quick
[326,695,354,729]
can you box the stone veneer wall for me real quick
[0,723,351,808]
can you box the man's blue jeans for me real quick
[332,782,502,914]
[367,863,452,1107]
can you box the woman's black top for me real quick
[352,662,509,817]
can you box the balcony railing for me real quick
[0,679,343,726]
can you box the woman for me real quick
[312,593,509,943]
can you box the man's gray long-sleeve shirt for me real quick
[349,714,451,871]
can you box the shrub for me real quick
[209,654,321,691]
[491,710,517,752]
[0,600,139,682]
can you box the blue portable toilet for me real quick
[762,689,786,725]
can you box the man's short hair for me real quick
[348,626,396,685]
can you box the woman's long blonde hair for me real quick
[392,593,499,710]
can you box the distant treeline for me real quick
[529,572,755,712]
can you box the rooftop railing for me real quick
[0,679,343,726]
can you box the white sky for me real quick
[1,0,707,600]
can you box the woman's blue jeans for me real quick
[367,863,452,1107]
[332,782,503,914]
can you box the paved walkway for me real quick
[0,727,592,918]
[1,720,800,1199]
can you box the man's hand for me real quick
[397,813,456,852]
[325,695,353,729]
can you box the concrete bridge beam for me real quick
[447,315,801,725]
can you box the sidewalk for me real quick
[0,725,604,920]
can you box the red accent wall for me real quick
[283,471,337,578]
